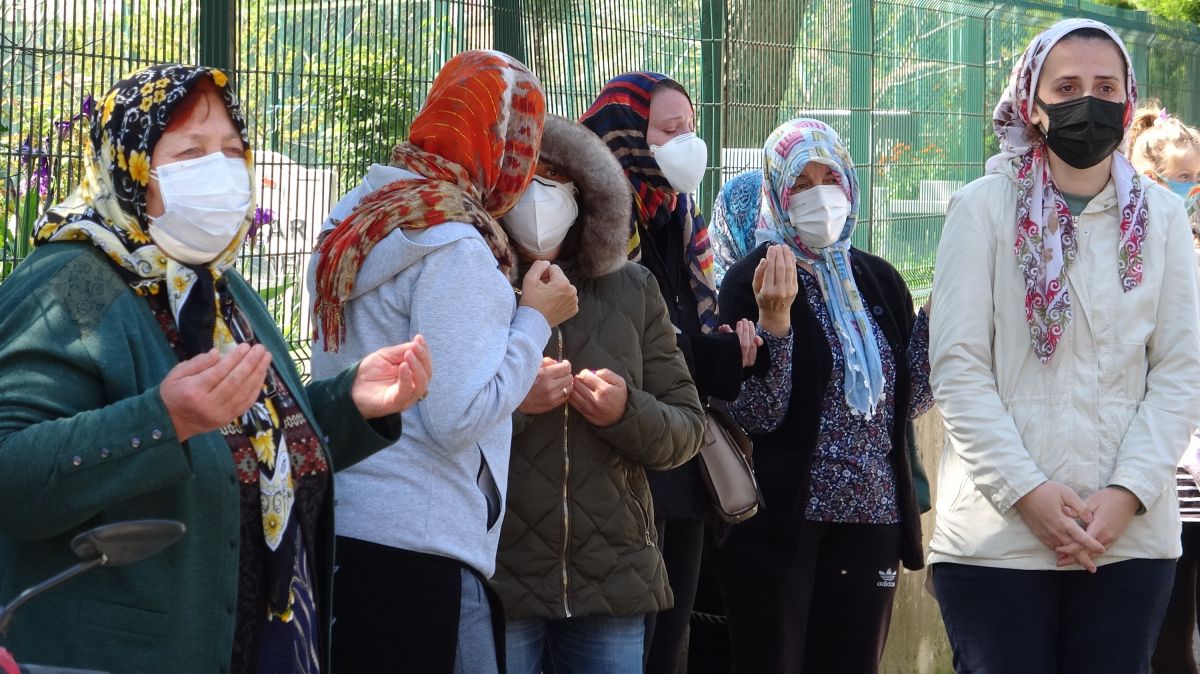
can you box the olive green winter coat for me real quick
[491,115,705,620]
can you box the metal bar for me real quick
[199,0,234,70]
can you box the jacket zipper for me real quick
[556,326,572,618]
[631,483,654,547]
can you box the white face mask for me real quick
[786,184,850,249]
[503,176,579,256]
[148,151,252,265]
[650,132,707,194]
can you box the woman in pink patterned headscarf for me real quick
[928,18,1200,673]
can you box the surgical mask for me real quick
[650,132,707,194]
[1034,95,1126,170]
[785,185,850,249]
[148,152,252,265]
[1160,175,1200,214]
[503,176,578,255]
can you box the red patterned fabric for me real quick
[314,50,545,349]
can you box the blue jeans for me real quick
[933,559,1175,674]
[454,569,499,674]
[506,614,645,674]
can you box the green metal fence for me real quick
[5,0,1200,365]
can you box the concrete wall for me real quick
[880,410,954,673]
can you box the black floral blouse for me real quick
[730,269,933,524]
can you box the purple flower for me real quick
[17,137,34,167]
[33,157,53,198]
[253,206,275,226]
[80,94,95,117]
[248,206,275,238]
[53,119,74,138]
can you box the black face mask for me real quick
[1034,95,1126,170]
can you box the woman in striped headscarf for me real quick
[717,118,932,673]
[308,50,578,673]
[581,72,762,673]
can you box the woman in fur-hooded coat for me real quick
[490,114,705,670]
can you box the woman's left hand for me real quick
[719,318,763,368]
[351,335,433,419]
[569,369,628,427]
[1054,486,1141,567]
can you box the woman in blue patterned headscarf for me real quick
[715,118,933,673]
[709,170,763,287]
[755,119,882,416]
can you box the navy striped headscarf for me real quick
[581,71,718,333]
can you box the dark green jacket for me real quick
[0,243,397,674]
[493,264,705,620]
[490,115,705,620]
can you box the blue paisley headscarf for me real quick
[710,170,762,287]
[756,118,884,417]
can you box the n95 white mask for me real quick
[503,176,579,256]
[148,151,252,265]
[650,132,708,194]
[786,184,850,250]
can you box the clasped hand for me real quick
[162,336,432,442]
[519,357,628,427]
[1014,480,1141,573]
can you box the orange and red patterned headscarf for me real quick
[314,50,545,349]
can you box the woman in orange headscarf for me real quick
[308,50,578,673]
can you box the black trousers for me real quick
[1154,522,1200,674]
[645,517,705,673]
[687,526,733,674]
[934,558,1174,674]
[330,536,506,674]
[718,521,902,674]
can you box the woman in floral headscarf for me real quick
[0,64,431,674]
[581,72,760,673]
[716,118,933,673]
[710,169,764,287]
[928,18,1200,673]
[308,50,577,674]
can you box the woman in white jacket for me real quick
[928,18,1200,674]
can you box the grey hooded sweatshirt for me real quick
[307,165,549,577]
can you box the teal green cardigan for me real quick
[0,243,399,674]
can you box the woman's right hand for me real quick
[160,343,272,442]
[753,244,798,337]
[518,357,574,415]
[1013,480,1104,572]
[718,319,763,368]
[520,260,579,327]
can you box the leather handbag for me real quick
[696,403,762,523]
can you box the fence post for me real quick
[963,6,988,172]
[699,0,725,218]
[493,0,528,63]
[198,0,234,71]
[850,0,874,248]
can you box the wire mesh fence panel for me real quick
[868,0,990,294]
[2,1,197,277]
[5,0,1200,364]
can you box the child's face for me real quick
[1163,148,1200,184]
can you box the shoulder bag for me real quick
[696,402,762,524]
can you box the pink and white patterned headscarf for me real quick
[988,18,1146,363]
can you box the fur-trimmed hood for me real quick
[538,114,631,278]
